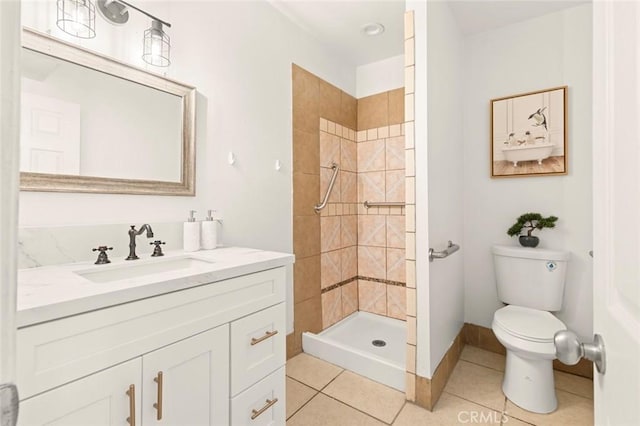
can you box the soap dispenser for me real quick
[201,209,218,250]
[183,210,200,252]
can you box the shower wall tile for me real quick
[321,287,343,329]
[341,281,358,317]
[387,248,406,282]
[293,129,319,173]
[406,260,416,288]
[367,128,378,141]
[388,88,405,126]
[341,246,357,281]
[389,124,402,138]
[294,172,320,216]
[320,216,341,252]
[340,171,357,203]
[294,255,321,303]
[321,250,341,290]
[358,91,389,130]
[319,79,342,124]
[358,215,386,247]
[405,149,415,177]
[386,136,405,170]
[407,315,417,345]
[340,215,357,247]
[406,344,416,374]
[358,246,386,280]
[386,170,405,202]
[341,139,357,172]
[405,93,415,122]
[406,288,416,317]
[358,280,387,315]
[358,171,385,203]
[357,140,385,172]
[292,65,359,358]
[387,285,406,320]
[386,216,406,249]
[320,131,340,168]
[292,65,319,134]
[293,215,320,258]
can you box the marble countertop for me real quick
[17,247,294,328]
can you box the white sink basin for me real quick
[76,257,215,283]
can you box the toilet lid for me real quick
[494,305,565,343]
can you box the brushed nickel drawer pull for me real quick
[153,371,163,420]
[251,330,278,346]
[126,384,136,426]
[250,398,278,420]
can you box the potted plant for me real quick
[507,212,558,248]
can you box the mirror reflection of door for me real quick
[20,92,81,175]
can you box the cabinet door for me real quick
[142,325,229,426]
[18,358,141,426]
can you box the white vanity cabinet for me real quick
[16,265,288,426]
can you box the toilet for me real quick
[491,245,570,414]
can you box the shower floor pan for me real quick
[302,311,406,391]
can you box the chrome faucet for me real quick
[126,224,154,260]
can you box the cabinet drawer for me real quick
[18,267,285,399]
[230,303,285,395]
[231,367,285,426]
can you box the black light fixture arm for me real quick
[113,0,171,27]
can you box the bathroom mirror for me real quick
[19,28,196,195]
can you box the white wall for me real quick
[19,0,356,256]
[424,0,465,377]
[462,4,593,341]
[356,54,404,98]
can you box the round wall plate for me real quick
[97,0,129,25]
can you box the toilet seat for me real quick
[493,305,565,343]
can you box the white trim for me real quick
[0,0,21,384]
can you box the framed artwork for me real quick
[490,86,568,178]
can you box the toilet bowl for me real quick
[491,245,570,414]
[492,305,566,413]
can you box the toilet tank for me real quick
[492,245,570,311]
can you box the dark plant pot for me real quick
[519,235,540,248]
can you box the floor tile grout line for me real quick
[441,391,505,415]
[389,400,407,425]
[286,389,320,421]
[319,391,398,425]
[318,368,346,393]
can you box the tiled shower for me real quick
[290,62,405,357]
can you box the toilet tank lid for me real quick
[492,245,570,261]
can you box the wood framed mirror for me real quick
[20,28,196,195]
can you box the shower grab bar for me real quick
[429,241,460,262]
[314,163,339,213]
[364,201,405,208]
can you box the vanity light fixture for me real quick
[143,20,171,67]
[57,0,172,67]
[56,0,96,39]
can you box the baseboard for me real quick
[463,323,594,379]
[414,327,465,411]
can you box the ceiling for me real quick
[267,0,406,67]
[268,0,589,67]
[448,1,589,36]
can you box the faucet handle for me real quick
[92,246,113,265]
[150,240,166,257]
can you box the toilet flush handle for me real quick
[554,330,606,374]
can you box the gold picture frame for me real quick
[490,86,567,178]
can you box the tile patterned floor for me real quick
[286,346,594,425]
